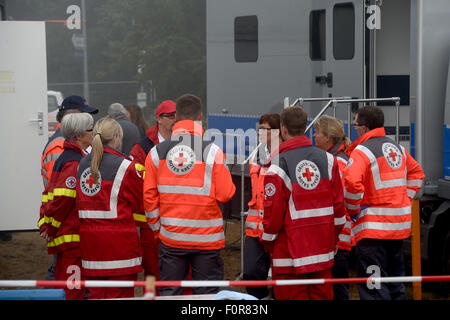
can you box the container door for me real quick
[0,21,48,230]
[309,0,364,137]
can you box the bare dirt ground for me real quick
[0,220,448,299]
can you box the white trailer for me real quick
[206,0,450,275]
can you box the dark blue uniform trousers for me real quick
[356,238,408,300]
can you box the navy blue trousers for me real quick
[356,238,408,300]
[243,236,271,299]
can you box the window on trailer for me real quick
[234,15,258,63]
[333,3,355,60]
[310,10,326,61]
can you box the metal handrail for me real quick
[305,97,401,143]
[285,96,352,137]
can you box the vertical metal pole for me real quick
[396,99,400,144]
[411,199,422,300]
[81,0,89,101]
[240,161,245,279]
[347,103,352,138]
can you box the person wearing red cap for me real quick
[129,100,176,288]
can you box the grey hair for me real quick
[108,102,127,118]
[61,113,94,141]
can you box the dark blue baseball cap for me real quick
[59,95,98,114]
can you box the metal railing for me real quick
[304,97,401,143]
[284,96,352,137]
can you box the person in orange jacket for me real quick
[143,94,236,296]
[42,113,94,299]
[343,106,425,300]
[244,113,281,299]
[313,115,354,300]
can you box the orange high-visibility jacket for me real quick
[328,142,354,251]
[39,129,65,231]
[246,154,269,238]
[343,127,425,243]
[143,120,236,250]
[41,129,65,187]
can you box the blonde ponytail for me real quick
[90,117,123,183]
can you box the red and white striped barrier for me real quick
[1,275,449,289]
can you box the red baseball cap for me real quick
[156,100,176,117]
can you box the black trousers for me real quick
[356,238,408,300]
[159,242,224,296]
[243,236,271,299]
[331,249,350,300]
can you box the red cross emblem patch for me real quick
[65,176,77,189]
[295,160,321,190]
[167,145,196,175]
[80,168,101,196]
[382,142,402,169]
[265,183,276,197]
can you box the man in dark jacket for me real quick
[108,103,141,156]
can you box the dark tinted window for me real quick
[333,3,355,60]
[235,15,258,62]
[310,10,326,60]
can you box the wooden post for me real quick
[411,199,422,300]
[144,275,156,300]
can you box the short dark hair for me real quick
[176,94,202,120]
[356,106,384,130]
[259,113,281,130]
[280,106,308,136]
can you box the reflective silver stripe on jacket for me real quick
[245,221,263,230]
[157,143,219,196]
[161,217,223,228]
[82,257,142,270]
[344,188,364,200]
[145,208,160,219]
[160,226,224,243]
[272,251,334,268]
[266,164,292,191]
[326,152,334,181]
[43,152,63,165]
[344,201,360,210]
[352,221,411,235]
[261,232,278,241]
[150,146,159,169]
[79,159,132,219]
[289,197,333,220]
[355,145,406,189]
[334,216,346,226]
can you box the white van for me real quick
[47,90,63,136]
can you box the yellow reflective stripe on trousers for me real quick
[47,234,80,247]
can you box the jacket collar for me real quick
[63,140,84,154]
[279,136,312,154]
[172,120,204,137]
[103,146,131,160]
[345,127,386,156]
[328,142,346,156]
